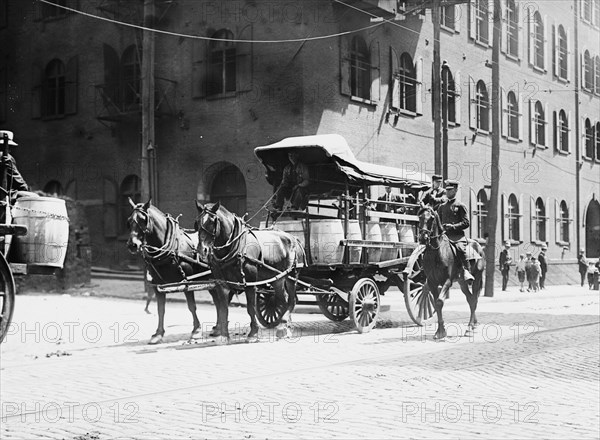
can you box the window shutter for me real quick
[554,198,559,243]
[569,200,575,243]
[545,196,550,243]
[527,7,534,66]
[455,71,462,125]
[518,89,523,141]
[469,76,476,129]
[517,5,523,60]
[553,110,557,151]
[530,196,535,242]
[455,5,461,33]
[390,47,400,111]
[415,57,423,115]
[543,15,548,71]
[370,39,380,103]
[500,0,506,53]
[580,52,583,89]
[65,55,78,115]
[566,27,571,81]
[528,100,534,145]
[103,178,118,238]
[501,88,507,137]
[487,0,493,47]
[543,103,549,146]
[552,24,558,78]
[31,63,42,119]
[518,194,524,242]
[469,0,476,40]
[191,39,208,98]
[567,110,572,152]
[340,36,351,96]
[236,24,253,93]
[502,193,508,241]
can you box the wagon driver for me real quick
[0,130,29,224]
[420,174,446,210]
[436,180,475,283]
[272,151,310,220]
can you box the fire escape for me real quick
[93,0,178,127]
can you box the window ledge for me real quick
[556,240,570,247]
[448,121,459,127]
[533,143,547,149]
[207,91,238,101]
[399,108,418,117]
[505,53,520,63]
[440,25,456,34]
[556,76,569,84]
[530,240,548,247]
[506,136,521,143]
[582,155,595,162]
[475,128,490,135]
[557,149,570,156]
[350,96,377,107]
[473,39,490,49]
[532,65,547,74]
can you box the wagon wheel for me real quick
[255,290,287,329]
[0,253,16,344]
[316,291,349,322]
[403,245,436,326]
[349,278,380,334]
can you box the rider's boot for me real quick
[459,253,475,284]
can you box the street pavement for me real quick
[1,282,599,439]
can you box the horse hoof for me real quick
[276,328,292,340]
[246,336,260,344]
[213,336,230,346]
[148,335,163,345]
[144,309,152,315]
[191,329,203,340]
[433,332,446,340]
[464,328,475,337]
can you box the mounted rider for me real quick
[436,180,475,283]
[420,174,446,210]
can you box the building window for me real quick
[120,175,141,235]
[475,0,489,44]
[508,193,520,241]
[42,0,66,19]
[583,50,594,91]
[533,12,545,70]
[557,25,568,80]
[595,56,600,94]
[596,122,600,160]
[533,101,546,146]
[506,0,519,57]
[210,164,247,218]
[557,110,569,153]
[559,200,569,243]
[398,52,416,113]
[121,45,141,108]
[584,118,594,159]
[208,29,236,96]
[476,80,489,132]
[44,59,65,117]
[441,5,455,30]
[350,36,370,100]
[507,91,519,139]
[475,189,488,238]
[444,68,459,125]
[534,197,546,242]
[582,0,593,23]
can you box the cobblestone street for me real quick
[1,285,599,439]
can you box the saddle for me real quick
[447,239,482,262]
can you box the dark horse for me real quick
[127,198,214,344]
[418,205,485,339]
[195,201,304,343]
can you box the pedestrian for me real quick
[577,249,588,287]
[524,252,533,292]
[515,254,526,292]
[499,240,513,291]
[538,246,548,289]
[587,261,596,290]
[530,256,541,292]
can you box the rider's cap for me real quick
[444,179,459,189]
[432,174,443,182]
[0,130,17,146]
[504,240,511,247]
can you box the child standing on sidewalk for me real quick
[530,256,541,292]
[515,255,526,292]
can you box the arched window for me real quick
[532,12,544,69]
[350,36,370,100]
[506,0,519,57]
[209,29,236,96]
[508,194,520,241]
[476,80,489,132]
[44,59,65,116]
[399,52,416,112]
[583,119,594,159]
[534,197,546,242]
[534,101,546,146]
[121,45,141,108]
[120,175,140,234]
[557,25,568,80]
[583,50,593,91]
[444,68,459,124]
[559,200,569,243]
[507,91,519,139]
[595,56,600,95]
[210,165,246,217]
[43,180,63,196]
[596,122,600,160]
[476,189,488,239]
[475,0,489,44]
[558,110,569,152]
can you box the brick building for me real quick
[0,0,598,283]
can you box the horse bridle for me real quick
[129,206,154,241]
[196,208,220,242]
[419,207,444,249]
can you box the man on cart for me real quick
[0,130,29,224]
[420,174,446,210]
[436,180,474,283]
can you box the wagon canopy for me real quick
[254,134,430,194]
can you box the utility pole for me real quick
[141,0,155,203]
[432,0,443,177]
[484,0,501,297]
[441,60,449,180]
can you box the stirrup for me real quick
[463,269,475,282]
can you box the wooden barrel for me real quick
[3,204,12,257]
[309,219,344,264]
[380,222,400,261]
[265,220,306,249]
[365,221,382,263]
[347,220,362,264]
[11,197,69,268]
[398,224,416,243]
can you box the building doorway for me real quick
[585,199,600,258]
[210,164,246,217]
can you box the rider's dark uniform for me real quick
[436,180,474,282]
[421,175,447,211]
